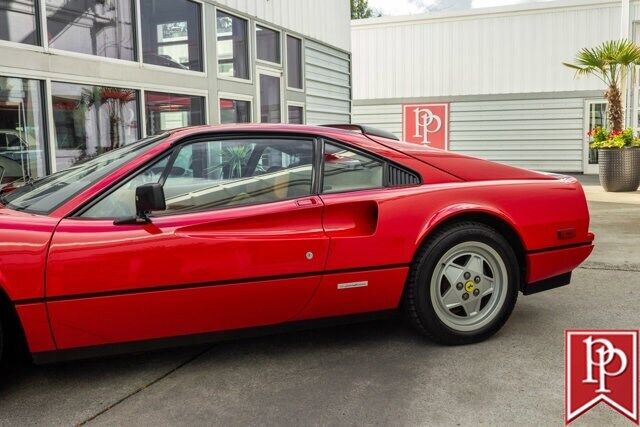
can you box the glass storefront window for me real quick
[145,91,205,135]
[216,11,249,79]
[286,35,303,89]
[260,74,281,123]
[0,0,39,45]
[288,105,304,124]
[220,98,251,124]
[140,0,203,71]
[51,82,139,171]
[46,0,135,60]
[0,76,47,183]
[256,25,280,64]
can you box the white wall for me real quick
[217,0,351,51]
[351,0,622,100]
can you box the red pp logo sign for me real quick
[566,330,639,424]
[402,103,448,149]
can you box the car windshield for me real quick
[1,134,168,215]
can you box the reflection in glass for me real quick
[288,105,304,124]
[256,25,280,64]
[0,0,39,45]
[0,76,47,183]
[260,74,281,123]
[323,142,383,193]
[141,0,202,71]
[51,82,139,171]
[216,11,249,79]
[4,135,164,214]
[82,138,314,218]
[587,102,606,165]
[46,0,135,60]
[287,35,303,89]
[220,99,250,124]
[145,91,205,135]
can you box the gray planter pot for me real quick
[598,147,640,192]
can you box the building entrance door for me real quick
[583,100,607,174]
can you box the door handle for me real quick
[296,197,318,207]
[322,200,378,237]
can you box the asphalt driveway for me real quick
[0,176,638,426]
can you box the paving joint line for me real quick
[578,265,640,273]
[77,346,213,426]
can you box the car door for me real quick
[46,135,329,350]
[293,140,419,320]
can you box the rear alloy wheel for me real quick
[405,222,519,345]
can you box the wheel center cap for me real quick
[465,281,475,293]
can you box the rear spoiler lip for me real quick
[320,124,400,141]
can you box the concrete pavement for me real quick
[0,176,638,426]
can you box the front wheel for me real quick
[405,222,519,345]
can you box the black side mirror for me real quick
[136,183,166,217]
[114,183,166,225]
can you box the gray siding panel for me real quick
[352,97,585,172]
[305,40,351,125]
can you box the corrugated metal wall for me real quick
[305,40,351,125]
[351,0,620,100]
[216,0,350,51]
[353,96,586,172]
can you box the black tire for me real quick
[405,221,519,345]
[0,302,26,371]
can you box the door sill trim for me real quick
[31,310,398,364]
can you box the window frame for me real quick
[74,133,322,219]
[1,69,209,175]
[50,80,143,172]
[138,0,207,75]
[144,90,207,135]
[217,92,253,124]
[318,138,422,195]
[72,134,422,220]
[0,0,209,78]
[255,22,282,66]
[256,67,283,123]
[0,75,51,179]
[286,101,305,124]
[45,0,139,63]
[0,0,41,46]
[215,7,252,83]
[285,34,304,92]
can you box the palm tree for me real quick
[220,145,253,178]
[564,39,640,132]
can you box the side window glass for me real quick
[322,142,384,193]
[163,138,314,213]
[81,156,170,218]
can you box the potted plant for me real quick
[588,127,640,191]
[564,39,640,191]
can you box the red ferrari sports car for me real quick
[0,124,593,365]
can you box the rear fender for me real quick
[416,203,523,250]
